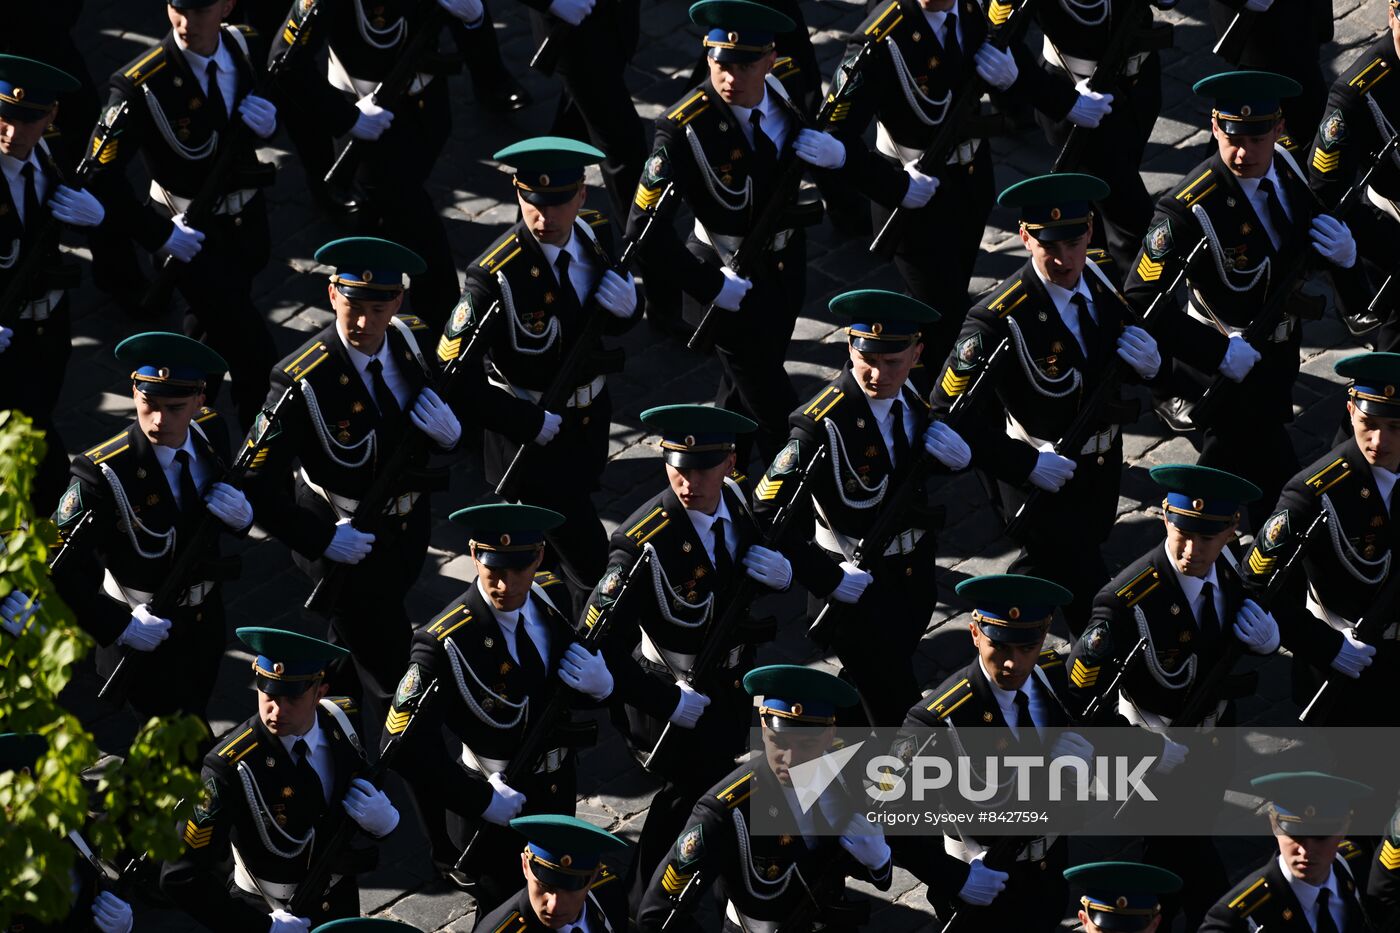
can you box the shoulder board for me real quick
[624,504,671,545]
[716,770,754,808]
[1378,838,1400,870]
[533,570,565,589]
[772,56,801,82]
[490,911,528,933]
[1277,132,1302,153]
[1336,838,1363,862]
[986,276,1028,318]
[591,864,619,889]
[862,0,903,42]
[926,677,974,720]
[1226,875,1272,917]
[578,208,611,229]
[122,44,167,86]
[1086,248,1112,267]
[282,339,330,383]
[729,467,747,485]
[801,384,845,421]
[1173,166,1218,208]
[426,603,473,642]
[1305,456,1352,496]
[82,430,130,466]
[665,89,711,128]
[1115,566,1161,607]
[394,313,429,332]
[477,230,522,274]
[194,406,221,425]
[215,725,260,763]
[325,695,359,715]
[1037,648,1064,669]
[232,22,258,37]
[1349,57,1392,94]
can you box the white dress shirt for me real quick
[1237,165,1293,251]
[151,430,212,509]
[730,86,793,154]
[1164,543,1227,631]
[864,391,917,465]
[173,32,238,118]
[1278,855,1346,932]
[684,495,739,568]
[1371,464,1398,515]
[556,912,596,933]
[533,221,600,306]
[478,577,551,666]
[977,659,1047,741]
[1030,263,1098,358]
[920,6,966,51]
[337,324,412,411]
[278,716,334,806]
[0,146,49,226]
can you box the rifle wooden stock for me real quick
[99,385,300,702]
[494,185,676,500]
[1050,0,1154,173]
[807,338,1010,644]
[869,0,1040,259]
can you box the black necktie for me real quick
[1013,689,1043,752]
[367,357,403,448]
[889,400,910,466]
[750,110,777,168]
[19,162,39,235]
[174,449,202,514]
[293,738,326,809]
[1315,888,1341,933]
[1256,178,1293,250]
[942,11,963,74]
[711,517,734,580]
[511,614,547,693]
[1070,293,1105,369]
[555,249,578,306]
[1198,580,1220,648]
[205,60,228,125]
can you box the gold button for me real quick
[734,679,741,689]
[195,611,203,622]
[419,99,426,110]
[582,416,590,425]
[401,521,409,532]
[322,902,330,911]
[905,567,913,576]
[1039,860,1047,870]
[550,784,558,794]
[777,261,784,272]
[35,326,44,336]
[1096,456,1105,466]
[233,216,242,227]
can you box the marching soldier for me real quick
[1124,71,1366,527]
[580,404,791,907]
[50,332,253,724]
[892,574,1092,932]
[627,0,901,466]
[161,627,403,932]
[92,0,282,430]
[829,0,1110,360]
[756,290,972,726]
[0,54,111,511]
[268,0,487,327]
[241,238,460,736]
[635,664,894,933]
[470,815,629,933]
[1201,772,1375,933]
[1369,806,1400,923]
[384,505,617,914]
[1240,353,1400,725]
[442,137,639,599]
[1067,464,1281,927]
[1063,861,1184,933]
[931,173,1164,636]
[1210,0,1333,139]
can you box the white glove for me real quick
[438,0,484,22]
[712,266,753,312]
[1218,334,1261,383]
[838,814,892,871]
[1028,451,1076,492]
[204,482,254,531]
[973,43,1018,90]
[341,776,400,837]
[558,642,613,700]
[1155,734,1189,774]
[1048,730,1094,764]
[1244,0,1273,10]
[922,421,971,471]
[899,164,938,209]
[547,0,595,25]
[1068,82,1114,129]
[1233,599,1281,655]
[957,857,1009,906]
[793,129,846,169]
[831,560,872,605]
[91,891,133,933]
[1331,629,1377,679]
[322,518,376,564]
[1310,214,1356,269]
[0,325,11,354]
[117,603,172,652]
[267,909,311,933]
[595,269,638,319]
[533,410,563,446]
[237,93,277,139]
[482,771,527,825]
[410,386,462,448]
[742,544,793,591]
[49,185,105,227]
[669,680,711,729]
[161,213,205,263]
[1115,325,1161,380]
[1,590,39,636]
[350,97,394,141]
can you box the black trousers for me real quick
[927,840,1069,932]
[95,591,227,726]
[0,294,72,511]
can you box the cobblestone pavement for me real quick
[49,0,1392,928]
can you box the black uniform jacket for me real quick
[1200,844,1370,933]
[1308,36,1400,207]
[471,864,627,933]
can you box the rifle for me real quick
[493,185,677,500]
[869,0,1041,259]
[659,871,704,931]
[1298,548,1400,724]
[687,37,879,351]
[808,337,1011,644]
[0,102,130,327]
[1189,130,1400,426]
[528,20,571,76]
[1211,10,1257,63]
[1001,236,1210,539]
[287,681,439,914]
[48,511,96,574]
[453,548,653,872]
[305,299,502,614]
[324,0,449,187]
[99,385,300,702]
[1079,635,1148,724]
[141,4,321,316]
[642,446,828,771]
